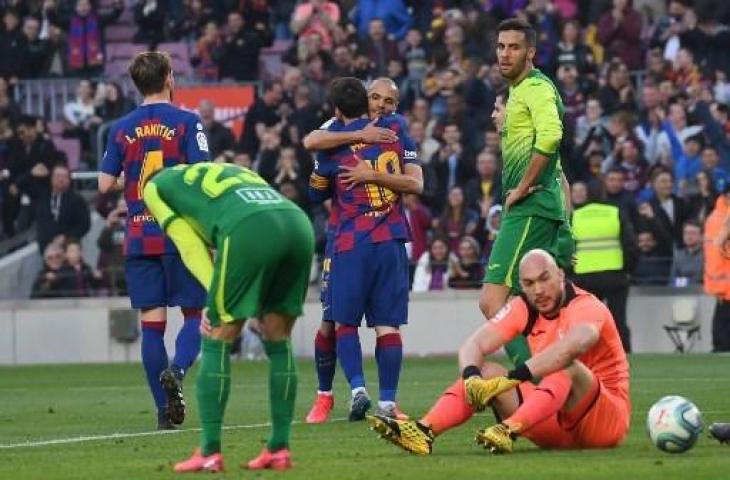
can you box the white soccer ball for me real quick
[646,395,703,453]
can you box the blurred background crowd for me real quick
[1,0,729,298]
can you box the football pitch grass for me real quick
[1,355,728,479]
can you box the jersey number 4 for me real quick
[139,150,163,199]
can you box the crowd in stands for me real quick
[2,0,730,297]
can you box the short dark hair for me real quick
[497,18,536,47]
[129,51,172,97]
[18,115,36,128]
[328,77,368,119]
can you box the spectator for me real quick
[668,48,702,91]
[62,78,100,155]
[675,134,704,194]
[430,123,475,212]
[214,11,273,81]
[412,236,452,292]
[60,238,101,297]
[669,220,705,286]
[358,17,401,77]
[65,0,123,77]
[633,229,671,285]
[434,186,479,252]
[198,100,235,159]
[2,115,64,237]
[448,235,483,289]
[521,0,560,70]
[0,8,24,82]
[30,242,71,298]
[97,196,126,295]
[603,166,639,224]
[168,0,214,42]
[44,22,69,78]
[290,0,340,49]
[646,168,690,248]
[287,84,326,146]
[464,150,501,213]
[597,60,637,116]
[191,20,222,82]
[133,0,165,45]
[271,146,307,197]
[597,0,643,70]
[699,145,729,193]
[403,192,432,278]
[550,18,595,78]
[687,170,720,223]
[19,16,49,78]
[649,0,692,53]
[239,80,284,156]
[34,163,90,254]
[679,2,730,77]
[408,120,439,168]
[609,138,648,195]
[0,76,21,126]
[403,28,429,93]
[351,0,413,41]
[557,63,586,139]
[331,44,355,77]
[656,101,703,165]
[95,81,135,123]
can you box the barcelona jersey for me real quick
[309,114,418,253]
[100,102,210,257]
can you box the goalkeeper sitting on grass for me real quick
[369,250,630,455]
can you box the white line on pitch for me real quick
[0,418,347,450]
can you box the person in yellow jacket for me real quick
[570,185,638,353]
[704,185,730,352]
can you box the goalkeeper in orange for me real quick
[369,249,630,454]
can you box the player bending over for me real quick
[98,51,208,429]
[142,162,314,472]
[369,249,630,455]
[304,77,422,423]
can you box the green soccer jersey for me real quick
[502,68,565,220]
[143,162,301,246]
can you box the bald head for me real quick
[198,100,215,123]
[519,249,565,316]
[368,77,399,117]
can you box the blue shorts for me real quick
[329,240,409,327]
[125,255,206,310]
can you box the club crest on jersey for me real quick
[196,132,209,152]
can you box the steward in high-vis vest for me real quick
[704,186,730,352]
[571,190,637,353]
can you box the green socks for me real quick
[264,339,298,451]
[197,338,231,456]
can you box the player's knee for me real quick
[181,307,202,320]
[319,320,335,336]
[260,314,294,341]
[375,325,398,336]
[140,306,166,324]
[481,361,508,379]
[208,322,243,342]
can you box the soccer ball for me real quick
[646,395,703,453]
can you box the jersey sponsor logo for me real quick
[235,187,282,204]
[404,150,417,159]
[491,303,511,323]
[196,132,209,152]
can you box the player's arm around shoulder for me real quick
[302,117,398,151]
[525,79,563,157]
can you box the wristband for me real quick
[506,363,533,382]
[462,365,482,379]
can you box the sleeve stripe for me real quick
[309,173,330,190]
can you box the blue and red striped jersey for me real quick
[100,102,210,256]
[309,114,418,253]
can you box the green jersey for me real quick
[143,162,301,246]
[502,68,565,220]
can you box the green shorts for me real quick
[484,214,574,294]
[207,209,315,326]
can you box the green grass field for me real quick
[1,355,728,479]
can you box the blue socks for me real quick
[172,309,202,379]
[336,325,365,390]
[314,327,336,392]
[141,321,168,410]
[375,333,402,402]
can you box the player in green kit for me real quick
[480,18,573,365]
[142,162,314,473]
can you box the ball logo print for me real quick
[646,395,703,453]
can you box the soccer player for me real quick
[98,52,208,430]
[479,19,574,366]
[304,78,421,423]
[307,77,421,423]
[142,162,314,473]
[369,249,630,454]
